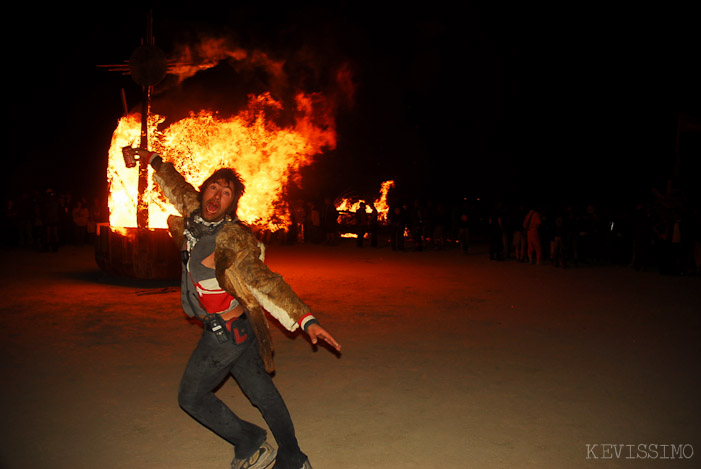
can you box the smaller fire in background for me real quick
[335,180,394,237]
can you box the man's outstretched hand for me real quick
[121,147,162,169]
[306,324,342,352]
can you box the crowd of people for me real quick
[390,188,700,276]
[1,189,106,252]
[4,182,699,277]
[278,182,700,277]
[478,187,700,277]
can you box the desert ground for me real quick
[1,239,699,468]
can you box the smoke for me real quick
[148,30,355,130]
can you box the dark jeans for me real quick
[178,315,307,468]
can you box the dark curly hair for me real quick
[198,168,246,216]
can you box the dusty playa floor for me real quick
[1,241,699,468]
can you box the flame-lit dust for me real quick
[107,92,336,232]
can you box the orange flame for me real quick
[107,92,336,231]
[335,180,394,222]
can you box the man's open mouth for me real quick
[206,201,219,214]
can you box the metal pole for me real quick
[136,12,155,230]
[137,85,151,230]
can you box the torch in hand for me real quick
[122,147,160,169]
[121,147,162,230]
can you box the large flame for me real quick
[107,92,336,231]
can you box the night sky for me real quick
[6,3,700,212]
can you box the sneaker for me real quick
[232,442,276,469]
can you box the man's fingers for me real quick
[307,325,341,352]
[321,334,341,351]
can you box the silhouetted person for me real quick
[550,209,569,268]
[512,203,527,262]
[423,201,436,249]
[368,203,379,247]
[321,197,339,245]
[523,207,542,264]
[408,200,424,251]
[306,201,322,244]
[432,202,447,250]
[389,204,406,251]
[289,200,307,244]
[579,204,603,264]
[355,202,368,247]
[72,198,90,246]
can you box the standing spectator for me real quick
[422,201,436,249]
[289,200,307,244]
[432,202,447,250]
[368,203,379,247]
[408,199,424,251]
[306,201,322,244]
[72,198,90,245]
[355,202,368,247]
[524,206,542,264]
[578,204,603,264]
[500,202,518,260]
[389,204,406,251]
[513,203,528,262]
[320,197,339,245]
[550,208,569,268]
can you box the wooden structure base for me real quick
[94,224,181,280]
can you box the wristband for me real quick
[298,314,319,331]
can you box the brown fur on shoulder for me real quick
[214,224,275,372]
[167,215,186,248]
[154,162,312,373]
[214,223,312,373]
[153,162,200,218]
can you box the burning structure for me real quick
[335,180,394,237]
[106,93,336,233]
[95,14,342,279]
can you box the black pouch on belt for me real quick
[203,314,229,344]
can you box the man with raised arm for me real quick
[123,147,341,469]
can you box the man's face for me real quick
[201,178,235,222]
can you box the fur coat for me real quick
[154,162,312,372]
